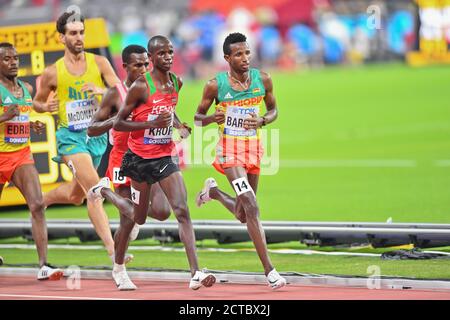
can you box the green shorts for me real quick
[53,127,107,168]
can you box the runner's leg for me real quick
[148,183,171,221]
[12,164,48,267]
[115,180,151,264]
[223,167,273,275]
[158,171,199,275]
[62,153,115,256]
[43,179,85,207]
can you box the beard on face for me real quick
[67,40,84,54]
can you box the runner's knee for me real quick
[149,201,171,221]
[29,199,45,216]
[239,193,259,219]
[133,207,148,225]
[70,194,85,206]
[172,202,189,223]
[151,210,171,221]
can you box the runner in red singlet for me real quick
[112,36,215,291]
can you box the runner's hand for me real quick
[81,83,106,98]
[30,120,46,135]
[3,104,20,120]
[45,98,59,112]
[214,110,225,125]
[151,111,172,128]
[178,122,192,139]
[243,113,262,130]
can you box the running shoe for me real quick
[37,264,64,281]
[189,269,216,290]
[87,177,111,201]
[112,269,137,291]
[267,268,286,290]
[195,178,217,207]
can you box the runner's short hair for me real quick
[122,45,147,64]
[147,35,170,53]
[223,32,247,55]
[56,11,85,34]
[0,42,14,50]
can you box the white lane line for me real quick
[190,159,450,168]
[435,160,450,167]
[0,244,386,257]
[279,159,417,168]
[0,293,137,300]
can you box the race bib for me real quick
[224,106,259,137]
[112,167,126,184]
[4,114,30,144]
[143,113,173,145]
[66,99,98,131]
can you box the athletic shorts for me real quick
[213,139,264,175]
[106,146,131,188]
[120,149,180,185]
[53,127,107,168]
[0,147,34,184]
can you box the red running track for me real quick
[0,276,449,300]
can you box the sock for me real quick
[113,263,125,273]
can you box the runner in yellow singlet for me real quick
[33,11,122,262]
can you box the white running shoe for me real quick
[267,268,286,290]
[195,178,218,207]
[189,269,216,290]
[87,177,111,201]
[112,269,137,291]
[129,223,140,241]
[0,255,3,265]
[37,264,64,281]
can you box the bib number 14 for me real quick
[232,177,253,196]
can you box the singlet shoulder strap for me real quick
[145,72,157,95]
[169,72,179,93]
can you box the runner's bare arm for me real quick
[23,81,45,133]
[174,112,191,139]
[244,71,278,130]
[260,71,278,125]
[95,55,121,88]
[194,79,223,127]
[173,75,191,134]
[33,65,59,113]
[113,77,172,131]
[87,87,119,137]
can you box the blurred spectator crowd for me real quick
[0,0,417,79]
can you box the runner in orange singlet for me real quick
[194,33,286,290]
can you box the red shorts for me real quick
[0,147,34,184]
[212,139,263,175]
[106,146,131,188]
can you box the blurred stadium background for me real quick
[0,0,449,278]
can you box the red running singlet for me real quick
[128,72,179,159]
